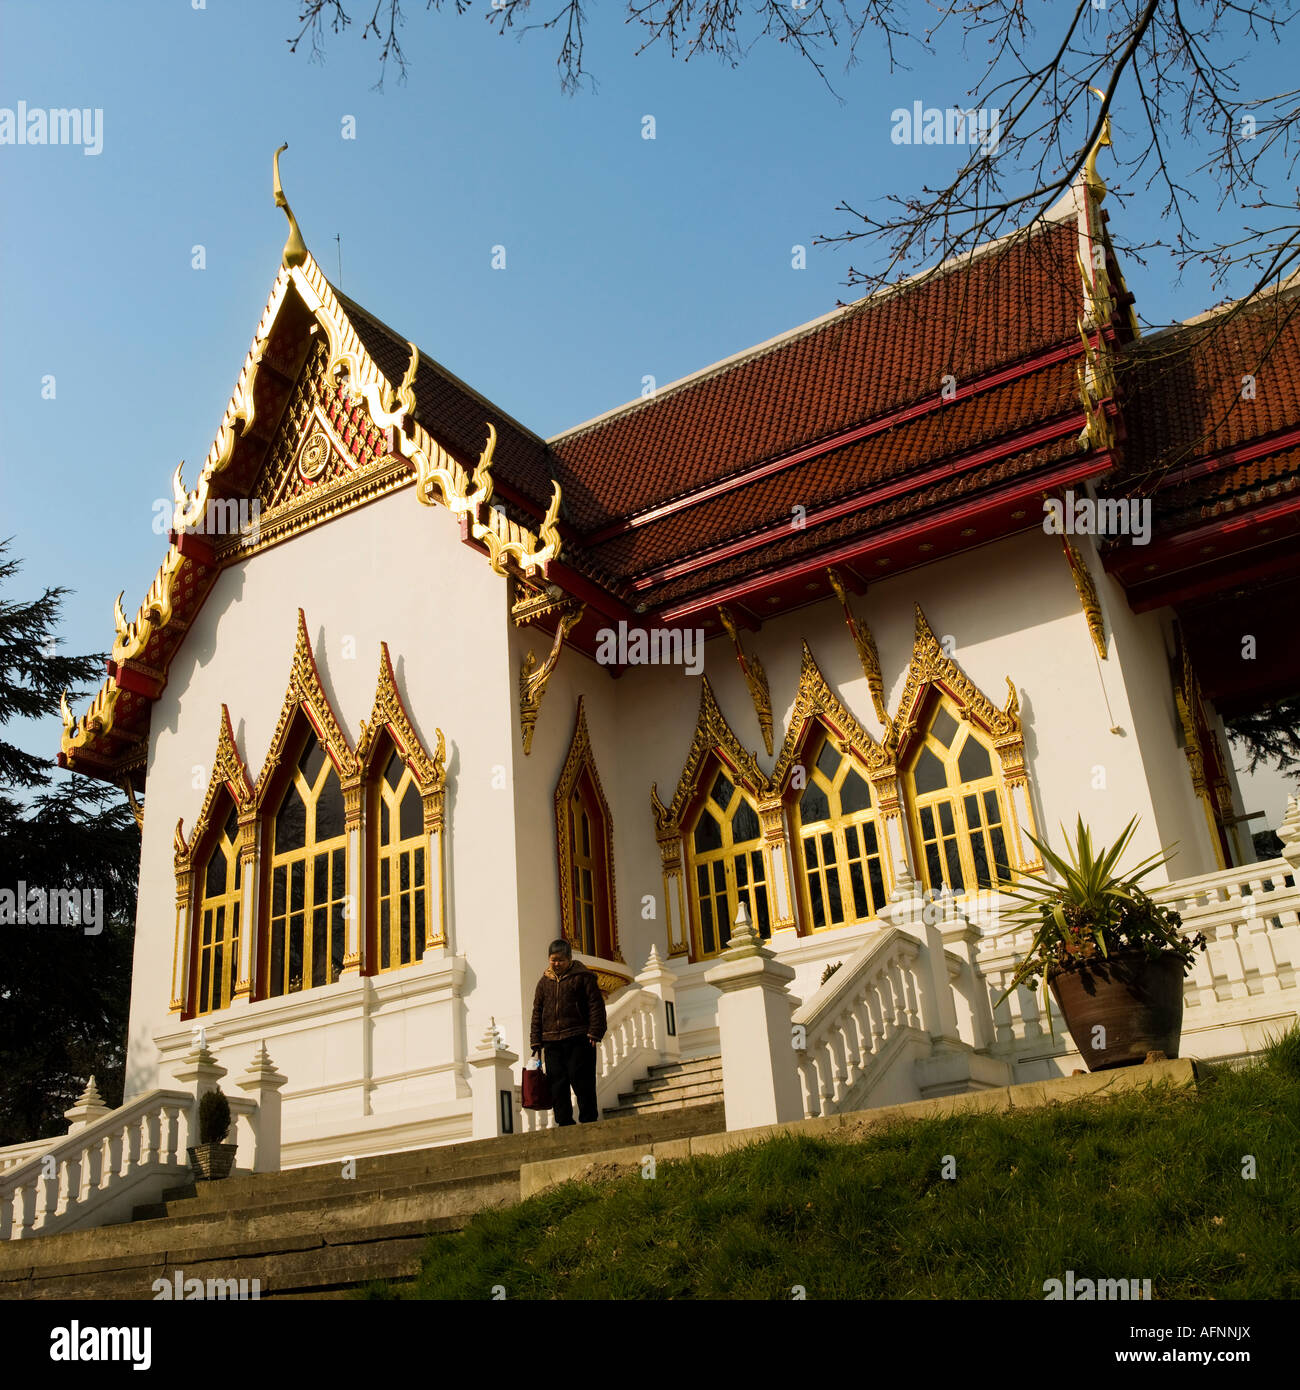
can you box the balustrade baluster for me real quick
[17,1183,36,1238]
[828,1024,848,1104]
[797,1058,817,1119]
[901,958,921,1028]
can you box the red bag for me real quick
[522,1060,552,1110]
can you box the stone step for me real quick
[643,1055,722,1079]
[621,1073,722,1101]
[0,1101,728,1300]
[119,1172,517,1252]
[146,1101,725,1214]
[603,1092,724,1117]
[13,1228,442,1301]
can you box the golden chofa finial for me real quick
[1082,85,1113,202]
[272,143,308,268]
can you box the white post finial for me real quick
[725,899,761,956]
[890,859,917,902]
[1279,795,1300,869]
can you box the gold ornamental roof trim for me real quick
[62,150,566,779]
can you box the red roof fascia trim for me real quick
[631,412,1092,592]
[585,338,1094,546]
[168,530,218,565]
[541,559,636,624]
[655,455,1114,622]
[1105,492,1300,578]
[1130,422,1300,493]
[1127,543,1300,613]
[113,664,163,700]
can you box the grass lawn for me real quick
[360,1025,1300,1300]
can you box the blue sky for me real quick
[1,0,1294,813]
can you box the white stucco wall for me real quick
[601,527,1223,966]
[123,501,1229,1146]
[1087,533,1226,879]
[125,484,522,1126]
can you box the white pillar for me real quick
[173,1040,228,1151]
[235,1041,288,1173]
[704,904,803,1131]
[635,945,680,1064]
[468,1022,520,1138]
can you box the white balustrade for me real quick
[971,855,1300,1069]
[0,1044,285,1240]
[791,928,927,1118]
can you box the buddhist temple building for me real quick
[51,142,1300,1165]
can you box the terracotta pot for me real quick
[1048,950,1186,1071]
[187,1142,238,1181]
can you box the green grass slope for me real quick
[363,1026,1300,1300]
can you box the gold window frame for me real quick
[172,704,255,1016]
[652,677,771,961]
[770,642,896,932]
[356,641,448,966]
[903,694,1015,895]
[261,728,350,995]
[554,697,621,964]
[251,609,360,998]
[888,605,1042,886]
[685,764,772,958]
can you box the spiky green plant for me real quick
[994,816,1206,1033]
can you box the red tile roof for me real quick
[549,220,1085,533]
[1114,291,1300,526]
[585,356,1083,588]
[339,220,1098,608]
[644,438,1084,609]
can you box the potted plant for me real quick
[996,816,1207,1070]
[187,1087,237,1180]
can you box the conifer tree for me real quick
[0,539,140,1144]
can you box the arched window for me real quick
[905,698,1012,893]
[192,803,242,1016]
[371,743,428,971]
[689,766,771,957]
[555,697,618,962]
[173,704,255,1018]
[793,731,888,930]
[568,778,601,956]
[265,729,348,996]
[356,640,448,969]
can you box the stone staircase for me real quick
[602,1054,723,1118]
[0,1102,725,1300]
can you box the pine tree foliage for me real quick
[0,540,140,1144]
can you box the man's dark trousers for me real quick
[544,1034,599,1125]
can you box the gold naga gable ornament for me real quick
[716,605,774,756]
[519,605,585,755]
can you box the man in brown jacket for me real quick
[530,939,607,1125]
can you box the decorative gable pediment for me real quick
[244,333,408,547]
[651,677,766,836]
[173,703,254,873]
[252,609,359,809]
[888,605,1021,763]
[770,641,892,792]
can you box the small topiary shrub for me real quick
[820,961,842,986]
[198,1087,231,1145]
